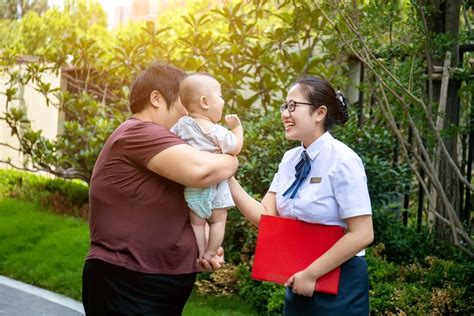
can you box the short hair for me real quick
[179,73,216,110]
[129,62,186,113]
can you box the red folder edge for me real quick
[251,215,345,295]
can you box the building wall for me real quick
[0,64,61,170]
[110,0,192,28]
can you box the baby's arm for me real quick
[225,114,243,155]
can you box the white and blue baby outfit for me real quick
[171,115,236,218]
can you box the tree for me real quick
[315,0,473,254]
[422,0,463,242]
[1,0,349,184]
[1,1,447,250]
[0,0,48,19]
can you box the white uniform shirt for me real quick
[269,132,372,256]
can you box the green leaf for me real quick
[5,87,17,102]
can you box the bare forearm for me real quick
[147,144,237,188]
[305,232,372,279]
[228,177,267,226]
[225,115,243,155]
[229,126,244,155]
[197,154,238,187]
[305,216,373,279]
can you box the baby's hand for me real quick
[225,114,241,129]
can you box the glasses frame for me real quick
[280,100,314,113]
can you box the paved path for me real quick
[0,276,84,315]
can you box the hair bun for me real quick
[335,90,349,125]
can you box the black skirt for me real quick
[82,259,196,316]
[284,256,369,316]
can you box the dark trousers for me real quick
[284,256,369,316]
[82,259,196,316]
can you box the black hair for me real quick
[129,62,186,113]
[294,76,349,131]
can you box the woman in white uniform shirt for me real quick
[229,76,374,315]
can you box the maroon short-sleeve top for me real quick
[86,118,199,274]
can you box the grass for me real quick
[0,197,257,315]
[0,198,88,299]
[184,292,257,316]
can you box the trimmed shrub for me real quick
[0,169,89,219]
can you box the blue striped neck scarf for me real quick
[283,150,311,199]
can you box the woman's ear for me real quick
[150,90,164,108]
[314,105,327,123]
[199,95,210,110]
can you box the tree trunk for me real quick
[425,0,462,242]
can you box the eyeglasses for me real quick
[280,100,313,113]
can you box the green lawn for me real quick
[0,197,257,315]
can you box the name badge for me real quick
[310,177,322,183]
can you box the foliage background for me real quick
[0,0,473,314]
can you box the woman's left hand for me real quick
[285,269,316,297]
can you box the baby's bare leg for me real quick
[203,208,227,262]
[189,211,207,259]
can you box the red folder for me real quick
[251,215,345,295]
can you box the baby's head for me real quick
[180,73,224,123]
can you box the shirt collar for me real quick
[302,131,333,161]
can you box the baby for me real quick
[171,73,243,263]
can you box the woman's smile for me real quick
[284,119,295,131]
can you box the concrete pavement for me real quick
[0,275,84,316]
